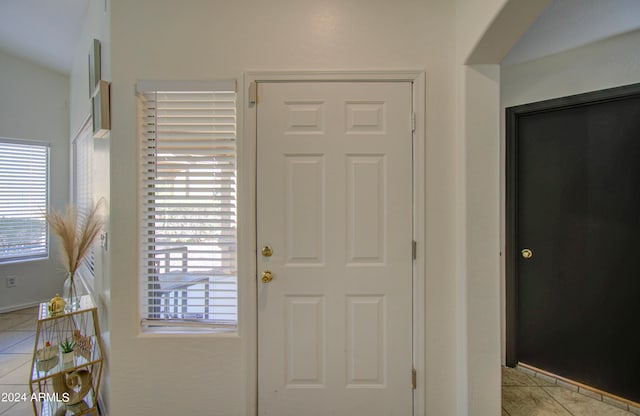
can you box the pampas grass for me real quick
[47,200,105,275]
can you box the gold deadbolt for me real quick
[261,245,273,257]
[261,270,273,283]
[521,248,533,259]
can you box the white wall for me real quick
[108,0,460,415]
[70,0,110,136]
[82,0,551,414]
[68,0,111,411]
[69,0,111,327]
[502,29,640,108]
[456,1,553,414]
[0,51,69,312]
[500,29,640,365]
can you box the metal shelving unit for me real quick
[29,296,103,415]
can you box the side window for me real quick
[0,138,50,263]
[137,81,238,331]
[73,122,95,279]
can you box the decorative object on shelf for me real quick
[59,338,75,366]
[35,341,57,361]
[46,201,104,311]
[92,79,111,138]
[73,329,93,360]
[36,355,59,372]
[47,294,65,317]
[52,368,92,406]
[62,272,85,312]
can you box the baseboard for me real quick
[0,299,45,314]
[518,362,640,414]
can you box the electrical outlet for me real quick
[100,231,108,250]
[6,276,17,288]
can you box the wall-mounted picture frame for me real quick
[88,39,101,97]
[92,80,111,138]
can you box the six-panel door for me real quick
[257,81,414,415]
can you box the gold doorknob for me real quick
[261,270,273,283]
[521,248,533,259]
[261,245,273,257]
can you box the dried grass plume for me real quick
[46,200,105,275]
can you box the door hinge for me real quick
[412,368,417,390]
[412,240,417,260]
[249,81,258,106]
[411,112,416,132]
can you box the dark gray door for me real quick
[506,84,640,403]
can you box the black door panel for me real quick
[506,84,640,403]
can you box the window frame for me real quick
[71,119,96,282]
[0,137,50,264]
[136,80,238,332]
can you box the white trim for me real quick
[243,70,427,416]
[411,71,426,416]
[135,79,237,93]
[69,114,91,209]
[0,136,50,147]
[0,300,44,314]
[71,114,92,145]
[136,87,239,329]
[70,117,96,295]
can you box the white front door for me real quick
[257,81,414,416]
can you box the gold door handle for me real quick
[521,248,533,259]
[261,245,273,257]
[261,270,273,283]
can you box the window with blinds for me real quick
[72,121,95,279]
[137,81,237,330]
[0,138,49,263]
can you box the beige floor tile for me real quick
[556,380,578,392]
[517,365,537,377]
[503,366,538,387]
[0,316,33,333]
[10,307,39,316]
[7,319,36,332]
[0,333,32,353]
[1,396,35,416]
[0,336,35,355]
[533,373,558,386]
[503,366,555,387]
[502,387,572,416]
[579,387,603,401]
[603,395,631,411]
[0,384,30,415]
[0,360,31,385]
[0,321,16,333]
[544,387,634,416]
[0,355,31,379]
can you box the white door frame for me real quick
[242,70,426,416]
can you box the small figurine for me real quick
[48,294,66,317]
[73,329,92,359]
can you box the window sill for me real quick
[139,326,239,338]
[0,255,48,266]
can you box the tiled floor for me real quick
[503,366,640,416]
[0,306,38,415]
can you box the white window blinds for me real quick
[137,81,237,330]
[0,138,49,263]
[73,120,95,279]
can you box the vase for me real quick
[61,351,75,368]
[63,272,84,312]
